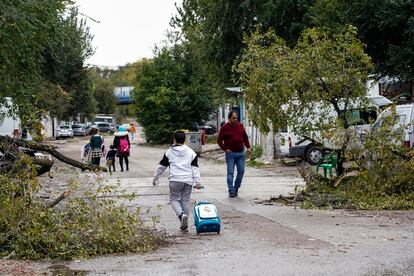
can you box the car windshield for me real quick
[60,126,70,129]
[97,123,109,127]
[72,124,83,128]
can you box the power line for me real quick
[78,11,100,24]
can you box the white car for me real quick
[56,125,73,139]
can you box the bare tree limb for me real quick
[48,190,71,208]
[0,135,107,172]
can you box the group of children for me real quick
[82,126,131,172]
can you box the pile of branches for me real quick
[267,163,355,209]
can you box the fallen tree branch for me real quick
[0,135,107,172]
[2,250,16,260]
[296,163,311,183]
[48,190,71,208]
[334,171,357,188]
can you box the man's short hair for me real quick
[228,110,238,119]
[174,130,186,144]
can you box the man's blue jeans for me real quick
[225,151,245,194]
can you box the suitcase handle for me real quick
[193,186,207,203]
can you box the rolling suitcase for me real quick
[193,187,221,234]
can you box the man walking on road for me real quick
[153,131,202,232]
[217,111,251,198]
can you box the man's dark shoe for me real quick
[229,193,236,198]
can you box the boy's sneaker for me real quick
[180,214,188,231]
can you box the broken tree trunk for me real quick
[0,135,107,172]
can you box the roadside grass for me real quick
[246,159,266,168]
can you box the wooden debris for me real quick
[334,171,358,187]
[48,190,71,208]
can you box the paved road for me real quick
[28,136,414,275]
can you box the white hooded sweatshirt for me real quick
[154,144,201,185]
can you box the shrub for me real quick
[250,145,263,161]
[0,156,166,260]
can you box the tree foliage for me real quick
[133,42,213,143]
[236,26,374,173]
[173,0,413,92]
[236,26,373,131]
[301,108,414,210]
[354,108,414,201]
[310,0,414,80]
[173,0,314,89]
[0,1,95,121]
[88,68,118,114]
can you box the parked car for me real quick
[199,124,216,134]
[189,122,217,134]
[56,125,73,139]
[71,124,86,136]
[281,96,392,165]
[96,122,114,134]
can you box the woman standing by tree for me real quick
[113,126,130,171]
[89,127,104,166]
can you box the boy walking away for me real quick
[153,131,202,232]
[106,145,117,172]
[113,126,130,172]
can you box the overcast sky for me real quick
[75,0,181,67]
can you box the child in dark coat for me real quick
[106,145,117,172]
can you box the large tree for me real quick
[310,0,414,80]
[88,68,117,114]
[134,42,213,143]
[235,26,374,173]
[0,1,95,122]
[174,0,413,88]
[173,0,314,88]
